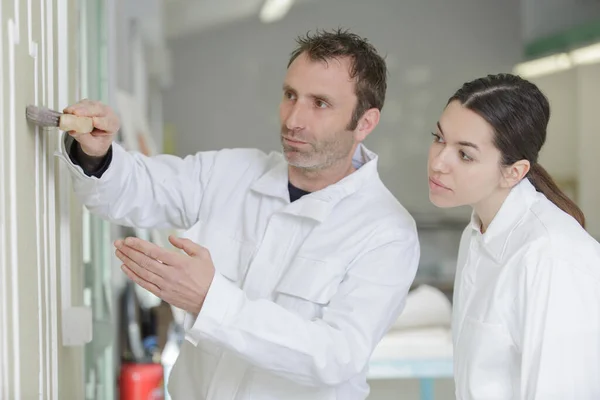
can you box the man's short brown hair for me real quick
[288,28,388,130]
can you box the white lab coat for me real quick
[56,136,420,400]
[452,178,600,400]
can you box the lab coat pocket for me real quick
[456,316,516,400]
[274,257,345,319]
[183,222,254,284]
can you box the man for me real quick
[59,29,420,399]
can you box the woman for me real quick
[428,73,600,399]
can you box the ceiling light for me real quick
[514,41,600,78]
[260,0,294,23]
[569,42,600,65]
[513,53,572,78]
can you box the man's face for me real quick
[279,52,359,170]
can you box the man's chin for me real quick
[284,153,320,169]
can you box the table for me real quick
[367,358,454,400]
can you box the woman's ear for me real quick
[501,159,530,188]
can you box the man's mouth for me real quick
[282,136,308,145]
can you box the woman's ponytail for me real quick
[528,163,585,228]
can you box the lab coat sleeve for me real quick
[57,134,244,230]
[517,254,600,400]
[185,233,420,386]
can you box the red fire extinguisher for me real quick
[119,362,164,400]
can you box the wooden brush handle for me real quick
[59,114,94,133]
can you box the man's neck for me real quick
[288,158,356,193]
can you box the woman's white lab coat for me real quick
[452,178,600,399]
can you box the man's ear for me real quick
[354,108,380,142]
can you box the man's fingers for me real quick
[63,98,88,114]
[67,130,86,139]
[168,235,206,258]
[92,115,119,134]
[63,99,107,118]
[90,129,113,137]
[116,249,165,283]
[118,237,183,266]
[121,264,162,297]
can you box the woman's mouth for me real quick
[428,177,451,192]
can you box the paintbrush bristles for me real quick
[25,105,61,127]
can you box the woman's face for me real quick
[427,100,506,209]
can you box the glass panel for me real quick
[80,0,115,398]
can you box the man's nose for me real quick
[285,102,307,132]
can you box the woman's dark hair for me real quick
[448,73,585,228]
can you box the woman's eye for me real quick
[460,150,473,162]
[431,132,444,143]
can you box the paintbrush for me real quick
[25,105,94,133]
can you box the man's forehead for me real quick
[285,57,356,95]
[289,52,353,77]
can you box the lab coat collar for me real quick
[250,160,290,201]
[470,178,538,262]
[250,143,379,222]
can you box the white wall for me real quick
[576,62,600,239]
[518,0,600,234]
[529,61,600,239]
[535,69,579,181]
[521,0,600,42]
[163,0,522,223]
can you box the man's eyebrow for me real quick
[282,84,335,105]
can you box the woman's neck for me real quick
[473,188,511,233]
